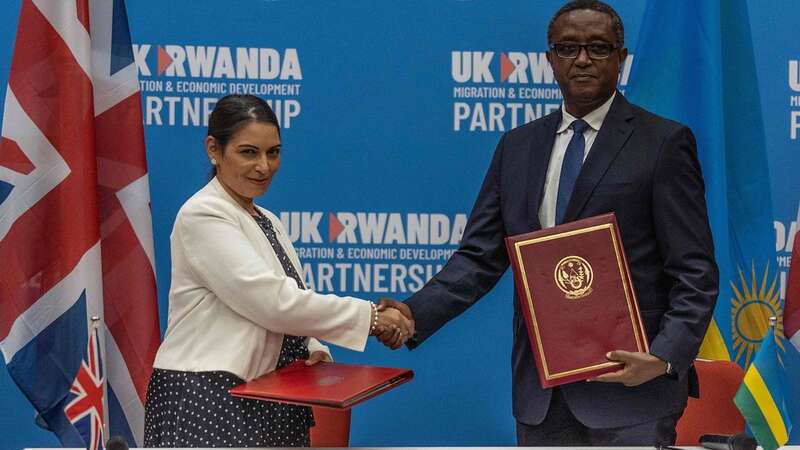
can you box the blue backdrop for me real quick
[0,1,798,448]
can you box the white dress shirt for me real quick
[153,177,373,381]
[538,92,617,229]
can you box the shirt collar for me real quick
[557,91,616,133]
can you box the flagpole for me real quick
[91,315,110,445]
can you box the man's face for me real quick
[547,9,627,116]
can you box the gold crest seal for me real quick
[554,256,594,300]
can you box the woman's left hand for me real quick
[305,351,332,366]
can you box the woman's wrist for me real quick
[369,302,379,335]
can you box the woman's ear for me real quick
[205,136,219,164]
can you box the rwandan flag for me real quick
[734,325,794,450]
[628,1,799,445]
[626,1,777,367]
[736,204,800,449]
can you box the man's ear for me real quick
[617,47,629,73]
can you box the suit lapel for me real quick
[525,111,561,230]
[562,93,634,222]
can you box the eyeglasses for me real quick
[549,42,620,60]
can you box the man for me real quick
[379,0,719,446]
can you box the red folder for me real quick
[505,212,648,388]
[229,361,413,409]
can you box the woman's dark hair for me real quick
[207,94,280,175]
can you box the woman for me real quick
[144,94,412,447]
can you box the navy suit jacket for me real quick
[405,93,719,428]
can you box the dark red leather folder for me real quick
[229,361,413,409]
[505,212,648,388]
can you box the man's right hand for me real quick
[375,298,415,349]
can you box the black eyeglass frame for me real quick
[548,42,622,60]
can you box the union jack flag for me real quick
[65,326,105,450]
[0,0,160,448]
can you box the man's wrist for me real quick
[649,351,675,377]
[662,359,680,379]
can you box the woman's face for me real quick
[206,121,281,210]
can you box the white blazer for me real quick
[153,177,372,381]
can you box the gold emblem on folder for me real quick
[554,256,594,299]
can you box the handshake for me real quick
[369,298,415,350]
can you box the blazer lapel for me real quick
[562,93,634,222]
[525,111,561,230]
[209,177,275,263]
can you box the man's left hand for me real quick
[590,350,668,386]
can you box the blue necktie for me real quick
[555,119,589,225]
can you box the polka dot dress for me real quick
[143,212,315,447]
[143,368,312,447]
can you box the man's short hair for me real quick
[547,0,625,46]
